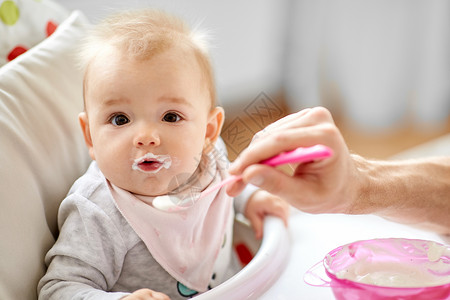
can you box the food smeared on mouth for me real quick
[132,153,172,174]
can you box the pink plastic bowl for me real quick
[306,238,450,300]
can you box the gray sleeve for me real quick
[233,183,259,215]
[38,194,130,300]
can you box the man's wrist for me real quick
[347,154,385,215]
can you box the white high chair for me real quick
[0,11,91,300]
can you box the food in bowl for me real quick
[323,238,450,299]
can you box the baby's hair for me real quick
[79,9,216,107]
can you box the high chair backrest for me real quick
[0,11,91,300]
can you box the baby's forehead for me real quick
[83,45,213,109]
[86,43,200,75]
[85,44,209,85]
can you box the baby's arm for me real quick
[244,190,290,239]
[38,195,130,300]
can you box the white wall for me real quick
[56,0,450,131]
[56,0,289,114]
[284,0,450,131]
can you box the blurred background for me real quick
[57,0,450,160]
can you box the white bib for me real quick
[108,149,233,292]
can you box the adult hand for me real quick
[227,107,362,214]
[227,107,450,234]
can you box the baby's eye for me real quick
[162,112,182,123]
[110,114,130,126]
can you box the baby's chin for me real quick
[126,179,189,197]
[108,179,170,197]
[114,166,200,197]
[129,185,172,197]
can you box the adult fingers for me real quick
[255,108,312,136]
[241,165,306,202]
[251,107,334,143]
[225,177,247,197]
[230,108,336,174]
[230,122,340,175]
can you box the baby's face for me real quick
[80,47,220,196]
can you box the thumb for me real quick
[243,165,298,200]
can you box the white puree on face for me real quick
[132,153,172,173]
[334,241,450,287]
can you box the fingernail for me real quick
[249,175,264,186]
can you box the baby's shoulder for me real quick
[60,162,122,223]
[67,161,105,198]
[58,163,140,246]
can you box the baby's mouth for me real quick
[132,153,172,174]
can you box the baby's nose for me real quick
[134,126,160,147]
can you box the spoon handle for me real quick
[261,144,333,166]
[200,145,333,199]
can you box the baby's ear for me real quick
[205,106,224,144]
[78,112,96,160]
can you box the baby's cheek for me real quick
[181,151,203,169]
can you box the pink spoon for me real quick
[199,144,333,199]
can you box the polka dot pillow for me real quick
[0,0,69,66]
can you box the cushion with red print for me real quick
[0,0,69,66]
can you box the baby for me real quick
[38,9,289,300]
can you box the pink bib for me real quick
[108,149,233,292]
